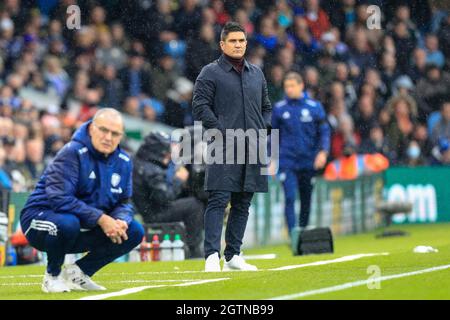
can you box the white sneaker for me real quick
[204,252,221,272]
[61,264,106,291]
[42,272,71,293]
[223,255,258,271]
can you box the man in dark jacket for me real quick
[132,132,204,258]
[192,22,272,272]
[20,109,144,293]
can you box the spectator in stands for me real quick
[383,95,417,164]
[211,0,231,26]
[95,31,127,70]
[330,114,361,160]
[391,21,417,74]
[408,48,428,83]
[164,77,194,128]
[431,101,450,144]
[173,0,203,40]
[424,33,445,68]
[359,125,390,156]
[354,94,377,143]
[140,97,165,123]
[0,143,12,190]
[437,13,450,68]
[348,29,376,71]
[98,64,124,109]
[254,16,281,52]
[415,64,450,115]
[288,16,321,65]
[118,50,153,99]
[25,137,44,182]
[267,64,285,104]
[123,96,141,118]
[431,138,450,166]
[42,55,70,98]
[185,23,220,83]
[302,0,331,40]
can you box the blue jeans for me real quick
[20,210,144,276]
[279,168,315,233]
[204,191,254,261]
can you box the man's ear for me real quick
[88,123,93,136]
[219,40,225,51]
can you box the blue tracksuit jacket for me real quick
[272,94,331,170]
[21,120,134,229]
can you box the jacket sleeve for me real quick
[45,146,103,229]
[317,103,331,153]
[192,66,222,131]
[261,73,273,129]
[109,162,134,225]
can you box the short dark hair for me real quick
[220,22,246,41]
[283,71,303,84]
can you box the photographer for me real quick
[132,132,204,258]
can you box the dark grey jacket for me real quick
[192,54,272,192]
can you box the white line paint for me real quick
[0,279,205,286]
[0,275,43,279]
[268,264,450,300]
[79,285,166,300]
[0,282,40,286]
[0,252,389,280]
[79,278,230,300]
[268,253,389,271]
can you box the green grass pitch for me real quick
[0,223,449,300]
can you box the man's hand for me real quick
[175,166,189,182]
[97,214,126,244]
[113,219,129,244]
[314,151,328,170]
[268,161,277,178]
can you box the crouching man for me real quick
[20,108,144,293]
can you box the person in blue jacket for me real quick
[271,72,331,235]
[20,108,144,293]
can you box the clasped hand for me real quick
[97,214,128,244]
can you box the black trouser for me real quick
[144,197,204,258]
[204,191,254,261]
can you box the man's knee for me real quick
[126,220,145,247]
[206,191,231,210]
[56,214,81,240]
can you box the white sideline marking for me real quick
[0,282,40,286]
[0,252,389,280]
[0,279,206,287]
[79,285,166,300]
[79,278,230,300]
[0,275,43,279]
[267,264,450,300]
[268,253,389,271]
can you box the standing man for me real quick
[192,22,272,272]
[20,108,144,293]
[271,72,330,235]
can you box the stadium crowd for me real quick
[0,0,449,193]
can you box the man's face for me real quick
[89,116,124,155]
[284,78,304,99]
[220,31,247,59]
